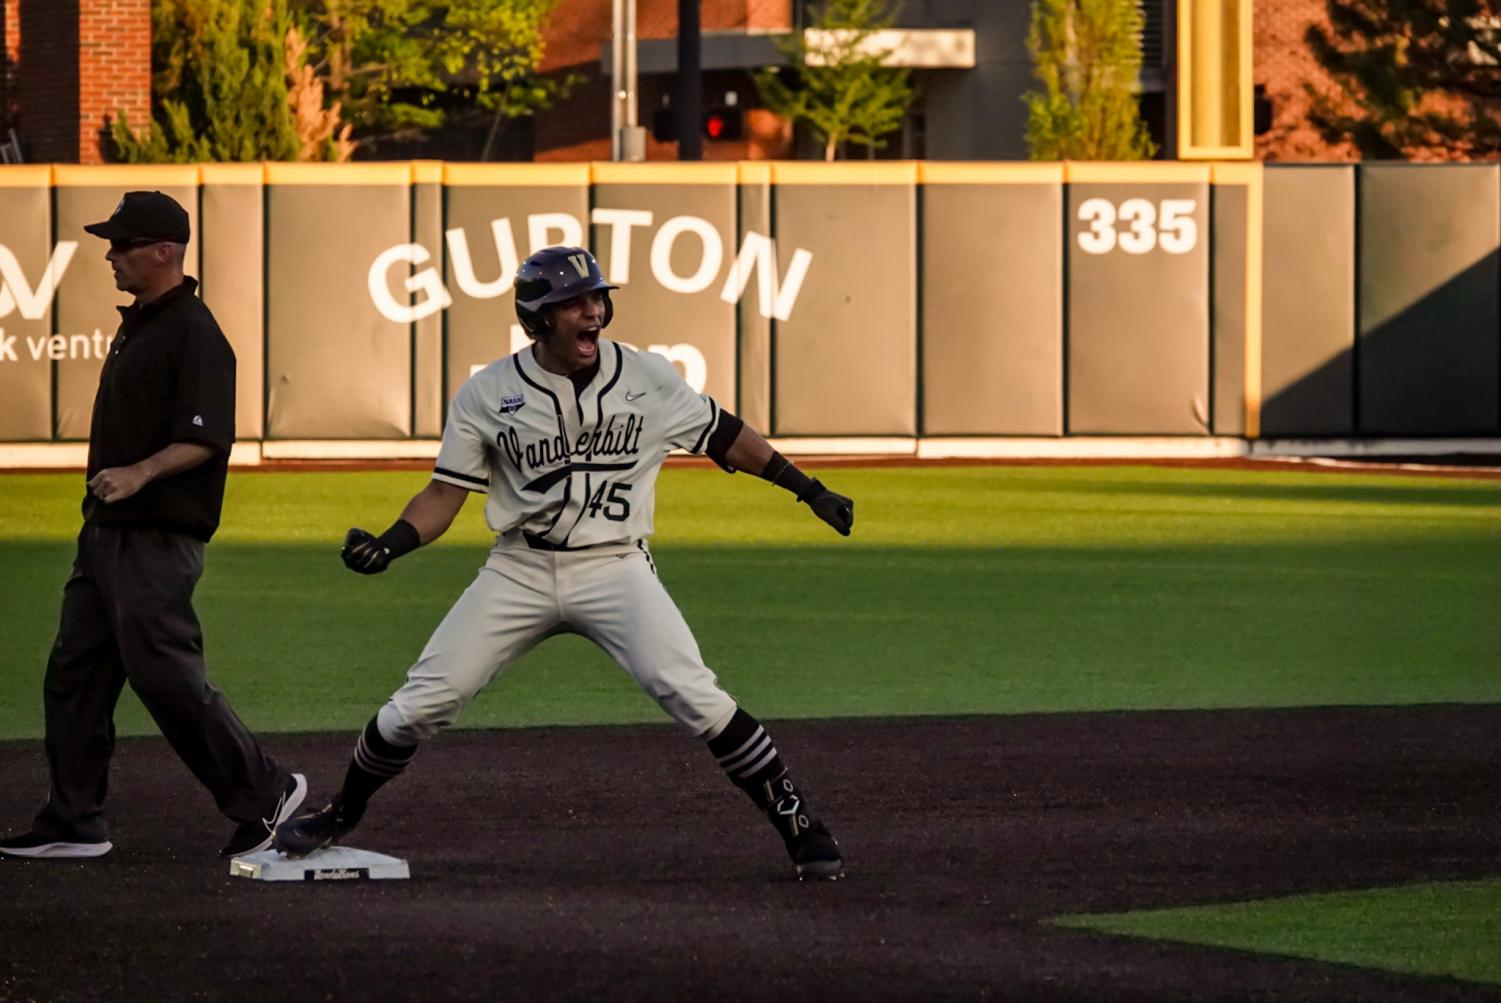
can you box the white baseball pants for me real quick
[377,533,738,744]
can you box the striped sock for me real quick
[340,716,417,810]
[706,708,785,799]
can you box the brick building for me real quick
[1253,0,1358,161]
[0,0,1395,165]
[533,0,796,162]
[1,0,150,164]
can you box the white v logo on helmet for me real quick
[567,253,590,277]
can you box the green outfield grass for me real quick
[0,464,1498,739]
[1052,880,1501,986]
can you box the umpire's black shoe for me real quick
[0,830,113,859]
[760,772,844,881]
[221,773,308,858]
[274,794,364,857]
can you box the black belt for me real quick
[521,531,595,552]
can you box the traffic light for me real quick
[702,105,743,142]
[651,104,678,143]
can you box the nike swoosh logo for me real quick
[625,391,646,401]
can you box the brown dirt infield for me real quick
[2,707,1499,1002]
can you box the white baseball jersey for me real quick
[431,338,722,547]
[377,338,740,744]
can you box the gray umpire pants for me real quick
[33,523,289,842]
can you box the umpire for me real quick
[0,191,305,861]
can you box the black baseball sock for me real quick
[706,708,787,801]
[339,716,417,810]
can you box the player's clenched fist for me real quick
[799,480,855,537]
[341,528,391,574]
[341,519,423,575]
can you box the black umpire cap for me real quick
[83,191,191,244]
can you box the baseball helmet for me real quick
[514,246,618,337]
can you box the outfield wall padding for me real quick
[201,165,266,440]
[411,165,445,439]
[0,171,55,441]
[920,165,1063,435]
[736,165,773,430]
[264,166,412,439]
[440,166,591,402]
[1357,164,1501,435]
[591,165,739,408]
[770,163,918,437]
[5,161,1501,453]
[1066,167,1211,435]
[1210,176,1248,436]
[1260,166,1355,437]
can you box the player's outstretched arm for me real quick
[342,479,470,574]
[718,421,854,537]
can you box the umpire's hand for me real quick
[801,480,855,537]
[342,528,393,574]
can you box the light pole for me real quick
[611,0,644,160]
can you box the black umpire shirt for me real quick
[84,277,236,541]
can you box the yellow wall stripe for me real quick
[443,163,591,186]
[771,161,919,185]
[1243,167,1263,439]
[920,162,1064,185]
[1064,162,1212,184]
[0,165,53,187]
[737,162,773,185]
[410,160,444,184]
[53,164,201,187]
[1209,162,1264,438]
[264,163,411,186]
[200,163,265,185]
[591,162,739,185]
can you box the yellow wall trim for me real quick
[771,161,920,185]
[442,163,591,187]
[0,165,54,187]
[590,162,739,185]
[200,163,266,186]
[737,162,773,185]
[264,163,412,185]
[1064,162,1212,184]
[920,162,1065,185]
[53,164,201,187]
[410,160,444,184]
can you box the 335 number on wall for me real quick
[1076,198,1198,255]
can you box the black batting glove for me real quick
[798,480,855,537]
[342,528,391,574]
[341,520,421,575]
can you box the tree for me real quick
[1023,0,1155,160]
[753,0,917,161]
[446,0,579,161]
[112,0,340,162]
[286,24,357,161]
[1307,0,1501,159]
[291,0,575,158]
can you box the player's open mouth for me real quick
[577,328,600,358]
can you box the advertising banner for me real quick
[0,168,56,441]
[590,163,739,409]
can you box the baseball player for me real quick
[275,246,853,880]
